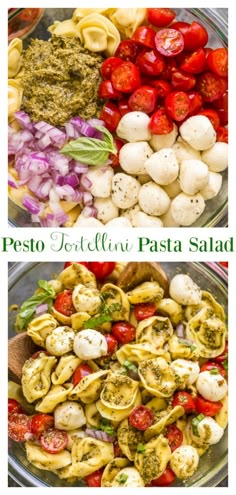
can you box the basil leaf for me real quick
[117,474,128,484]
[60,126,116,165]
[209,368,219,374]
[192,414,205,437]
[17,280,56,330]
[83,313,112,329]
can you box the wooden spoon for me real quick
[117,262,169,296]
[8,332,37,384]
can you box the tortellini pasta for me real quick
[168,334,199,360]
[138,357,177,398]
[70,437,114,477]
[116,342,170,365]
[8,79,23,117]
[22,354,57,403]
[27,313,58,347]
[156,298,183,325]
[100,283,130,321]
[186,307,227,358]
[144,405,185,441]
[117,419,143,460]
[76,13,120,56]
[109,9,147,38]
[48,19,78,37]
[100,373,139,409]
[57,263,97,290]
[134,434,171,484]
[127,281,164,305]
[136,315,173,348]
[35,384,74,413]
[8,38,23,78]
[69,370,109,404]
[26,442,71,471]
[101,458,130,487]
[51,354,81,385]
[96,391,141,422]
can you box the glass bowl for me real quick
[8,8,228,228]
[8,261,228,487]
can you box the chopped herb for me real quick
[17,280,56,330]
[192,414,205,437]
[209,368,220,374]
[99,419,115,437]
[117,474,128,484]
[84,302,122,329]
[137,443,146,453]
[222,359,228,372]
[123,360,138,374]
[178,338,196,352]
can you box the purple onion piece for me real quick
[176,323,186,339]
[84,428,115,443]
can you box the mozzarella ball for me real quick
[73,329,108,360]
[94,197,119,224]
[81,166,114,198]
[112,173,140,209]
[121,204,141,225]
[171,359,200,385]
[112,467,145,487]
[190,416,224,445]
[160,206,180,227]
[170,446,199,479]
[201,142,228,172]
[196,370,228,401]
[54,401,86,431]
[132,211,163,228]
[116,111,151,142]
[149,124,178,151]
[72,284,101,315]
[163,179,182,199]
[169,274,201,305]
[145,148,179,186]
[119,141,153,175]
[139,181,170,216]
[45,326,75,356]
[170,192,205,226]
[179,159,209,195]
[179,116,216,151]
[105,217,132,228]
[199,171,222,200]
[73,216,103,228]
[172,137,201,162]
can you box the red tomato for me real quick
[109,138,125,168]
[111,62,141,93]
[214,341,228,364]
[54,289,75,317]
[172,391,196,414]
[188,91,203,115]
[31,350,50,359]
[171,70,196,91]
[165,91,190,121]
[197,71,227,102]
[8,413,32,442]
[172,21,190,35]
[148,107,174,134]
[165,424,183,451]
[136,49,165,76]
[100,102,121,132]
[85,468,104,487]
[180,21,208,51]
[40,428,68,453]
[129,405,155,430]
[73,364,93,386]
[180,48,207,74]
[31,414,54,437]
[132,26,156,49]
[207,48,228,78]
[8,399,23,415]
[217,126,228,143]
[101,57,123,79]
[150,466,176,486]
[219,261,228,268]
[200,361,227,378]
[151,80,172,99]
[155,28,184,57]
[214,92,228,125]
[118,98,130,116]
[195,395,223,416]
[98,80,122,100]
[64,262,89,269]
[147,8,176,28]
[111,321,136,344]
[128,85,158,113]
[115,40,140,62]
[104,334,118,354]
[113,442,123,457]
[133,303,157,321]
[197,108,220,131]
[88,262,116,280]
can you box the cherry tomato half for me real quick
[188,91,203,116]
[104,334,118,354]
[109,138,125,167]
[132,26,156,49]
[111,62,141,93]
[98,80,122,100]
[214,341,228,364]
[101,57,123,79]
[31,350,50,359]
[180,21,208,51]
[197,108,220,131]
[133,303,157,321]
[180,48,207,74]
[172,391,196,414]
[73,364,93,386]
[8,413,32,442]
[111,321,136,344]
[100,102,122,132]
[165,424,183,451]
[54,289,75,317]
[118,98,130,116]
[31,414,54,437]
[150,466,176,486]
[85,468,104,487]
[148,107,174,135]
[8,399,23,415]
[115,40,140,62]
[88,262,116,280]
[213,92,228,126]
[155,28,184,57]
[40,428,68,453]
[128,85,158,113]
[218,261,228,269]
[207,48,228,78]
[195,395,223,416]
[147,8,176,28]
[217,126,228,143]
[200,361,227,378]
[129,405,155,430]
[197,72,227,102]
[165,91,190,122]
[171,70,196,91]
[136,49,165,76]
[64,262,89,269]
[151,80,172,99]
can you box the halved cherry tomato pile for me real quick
[63,261,116,280]
[99,8,228,143]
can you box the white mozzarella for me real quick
[112,467,145,487]
[201,142,228,172]
[132,211,163,227]
[196,370,228,401]
[111,173,140,209]
[145,148,179,186]
[73,215,103,228]
[179,159,209,195]
[81,166,114,198]
[72,284,101,315]
[54,401,86,431]
[149,124,178,151]
[179,115,216,151]
[121,204,141,225]
[171,359,200,385]
[172,137,201,162]
[170,446,199,479]
[190,416,224,445]
[199,171,222,200]
[105,216,132,227]
[160,206,180,227]
[45,326,75,356]
[170,192,205,226]
[93,197,119,224]
[169,274,201,305]
[119,141,153,175]
[139,181,170,216]
[163,179,181,199]
[116,111,151,142]
[73,329,108,360]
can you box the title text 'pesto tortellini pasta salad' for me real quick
[8,8,228,227]
[8,261,228,487]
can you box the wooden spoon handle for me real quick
[117,262,169,296]
[8,332,37,384]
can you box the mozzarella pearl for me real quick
[119,141,153,175]
[149,124,178,151]
[73,329,108,360]
[201,142,228,172]
[139,181,170,216]
[171,359,200,385]
[112,467,145,487]
[116,111,151,142]
[170,446,199,479]
[163,179,182,199]
[74,216,103,228]
[132,211,163,228]
[179,115,216,151]
[169,274,202,305]
[54,401,86,430]
[170,192,205,226]
[81,166,114,198]
[199,171,222,200]
[196,370,228,401]
[111,173,141,209]
[145,148,179,186]
[72,284,101,315]
[179,159,209,195]
[94,197,119,224]
[45,326,75,356]
[172,137,201,161]
[190,416,224,445]
[160,206,180,227]
[105,217,132,228]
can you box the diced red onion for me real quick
[37,134,52,150]
[81,205,98,217]
[81,175,92,190]
[83,192,93,206]
[87,118,105,127]
[176,324,186,339]
[73,162,89,174]
[63,173,79,188]
[23,194,41,214]
[84,428,115,443]
[35,303,48,315]
[8,173,18,188]
[14,111,34,131]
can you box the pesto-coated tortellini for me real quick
[109,8,147,38]
[27,313,58,347]
[185,290,226,322]
[138,357,177,398]
[70,437,114,477]
[8,79,23,117]
[26,442,71,471]
[100,283,130,321]
[134,434,171,484]
[111,467,145,487]
[22,355,57,403]
[168,335,199,360]
[35,384,73,413]
[71,311,90,331]
[127,281,164,305]
[136,316,173,348]
[69,370,109,404]
[76,13,120,56]
[96,391,141,422]
[57,263,97,290]
[116,342,170,365]
[8,38,23,78]
[51,354,81,385]
[101,458,130,487]
[45,326,75,356]
[72,8,116,22]
[186,307,227,358]
[100,373,139,409]
[85,402,101,428]
[72,284,102,315]
[50,306,72,326]
[117,418,143,460]
[156,298,183,325]
[144,405,185,441]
